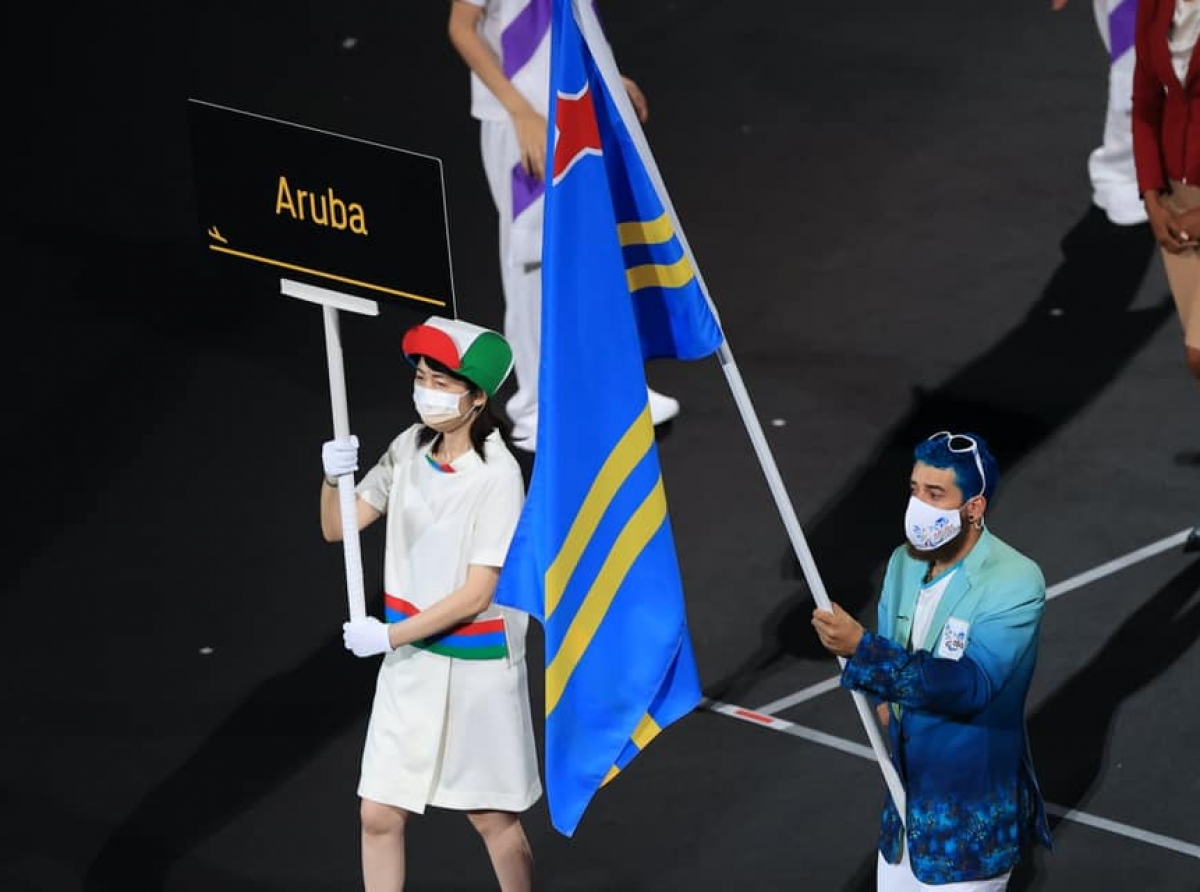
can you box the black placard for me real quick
[187,99,454,309]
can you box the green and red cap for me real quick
[401,315,514,397]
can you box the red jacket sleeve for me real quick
[1133,0,1167,196]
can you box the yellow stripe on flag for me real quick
[617,212,672,246]
[630,711,663,749]
[626,255,695,292]
[600,712,663,787]
[545,478,669,716]
[545,407,653,617]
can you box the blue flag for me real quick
[493,0,724,837]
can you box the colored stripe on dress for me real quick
[384,593,508,660]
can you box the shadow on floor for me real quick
[707,205,1171,703]
[82,635,376,891]
[1011,557,1200,890]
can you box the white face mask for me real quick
[904,495,963,552]
[413,383,466,427]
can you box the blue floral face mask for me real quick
[904,495,963,552]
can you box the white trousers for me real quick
[1090,0,1146,225]
[876,849,1011,892]
[480,119,543,436]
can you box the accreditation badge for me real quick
[936,617,970,661]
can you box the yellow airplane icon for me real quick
[207,225,228,244]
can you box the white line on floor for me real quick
[1044,528,1191,602]
[704,699,1200,860]
[703,698,875,759]
[1043,804,1200,860]
[752,528,1194,715]
[756,675,843,715]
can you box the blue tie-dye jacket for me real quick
[841,530,1053,884]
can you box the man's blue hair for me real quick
[912,431,999,502]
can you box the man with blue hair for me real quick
[813,431,1052,891]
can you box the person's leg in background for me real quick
[1090,1,1200,546]
[1158,183,1200,549]
[479,122,680,451]
[480,119,543,449]
[1089,0,1146,226]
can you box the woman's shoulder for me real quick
[384,424,425,459]
[481,430,524,479]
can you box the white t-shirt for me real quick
[461,0,552,121]
[357,425,528,655]
[910,569,958,653]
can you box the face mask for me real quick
[413,384,466,427]
[904,495,963,552]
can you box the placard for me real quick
[187,99,454,309]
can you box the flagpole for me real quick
[572,0,907,821]
[712,345,906,818]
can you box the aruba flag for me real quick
[494,0,724,836]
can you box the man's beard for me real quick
[905,512,970,566]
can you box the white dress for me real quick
[353,426,542,813]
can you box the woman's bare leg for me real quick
[361,799,410,891]
[467,810,533,892]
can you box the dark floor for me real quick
[5,1,1199,890]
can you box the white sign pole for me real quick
[281,278,379,621]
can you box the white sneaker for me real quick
[647,388,680,425]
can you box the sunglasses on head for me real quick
[928,430,986,499]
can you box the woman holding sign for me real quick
[320,315,540,891]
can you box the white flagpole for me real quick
[572,0,907,821]
[280,278,379,622]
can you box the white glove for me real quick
[322,435,359,479]
[342,617,392,658]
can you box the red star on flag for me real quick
[551,84,603,185]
